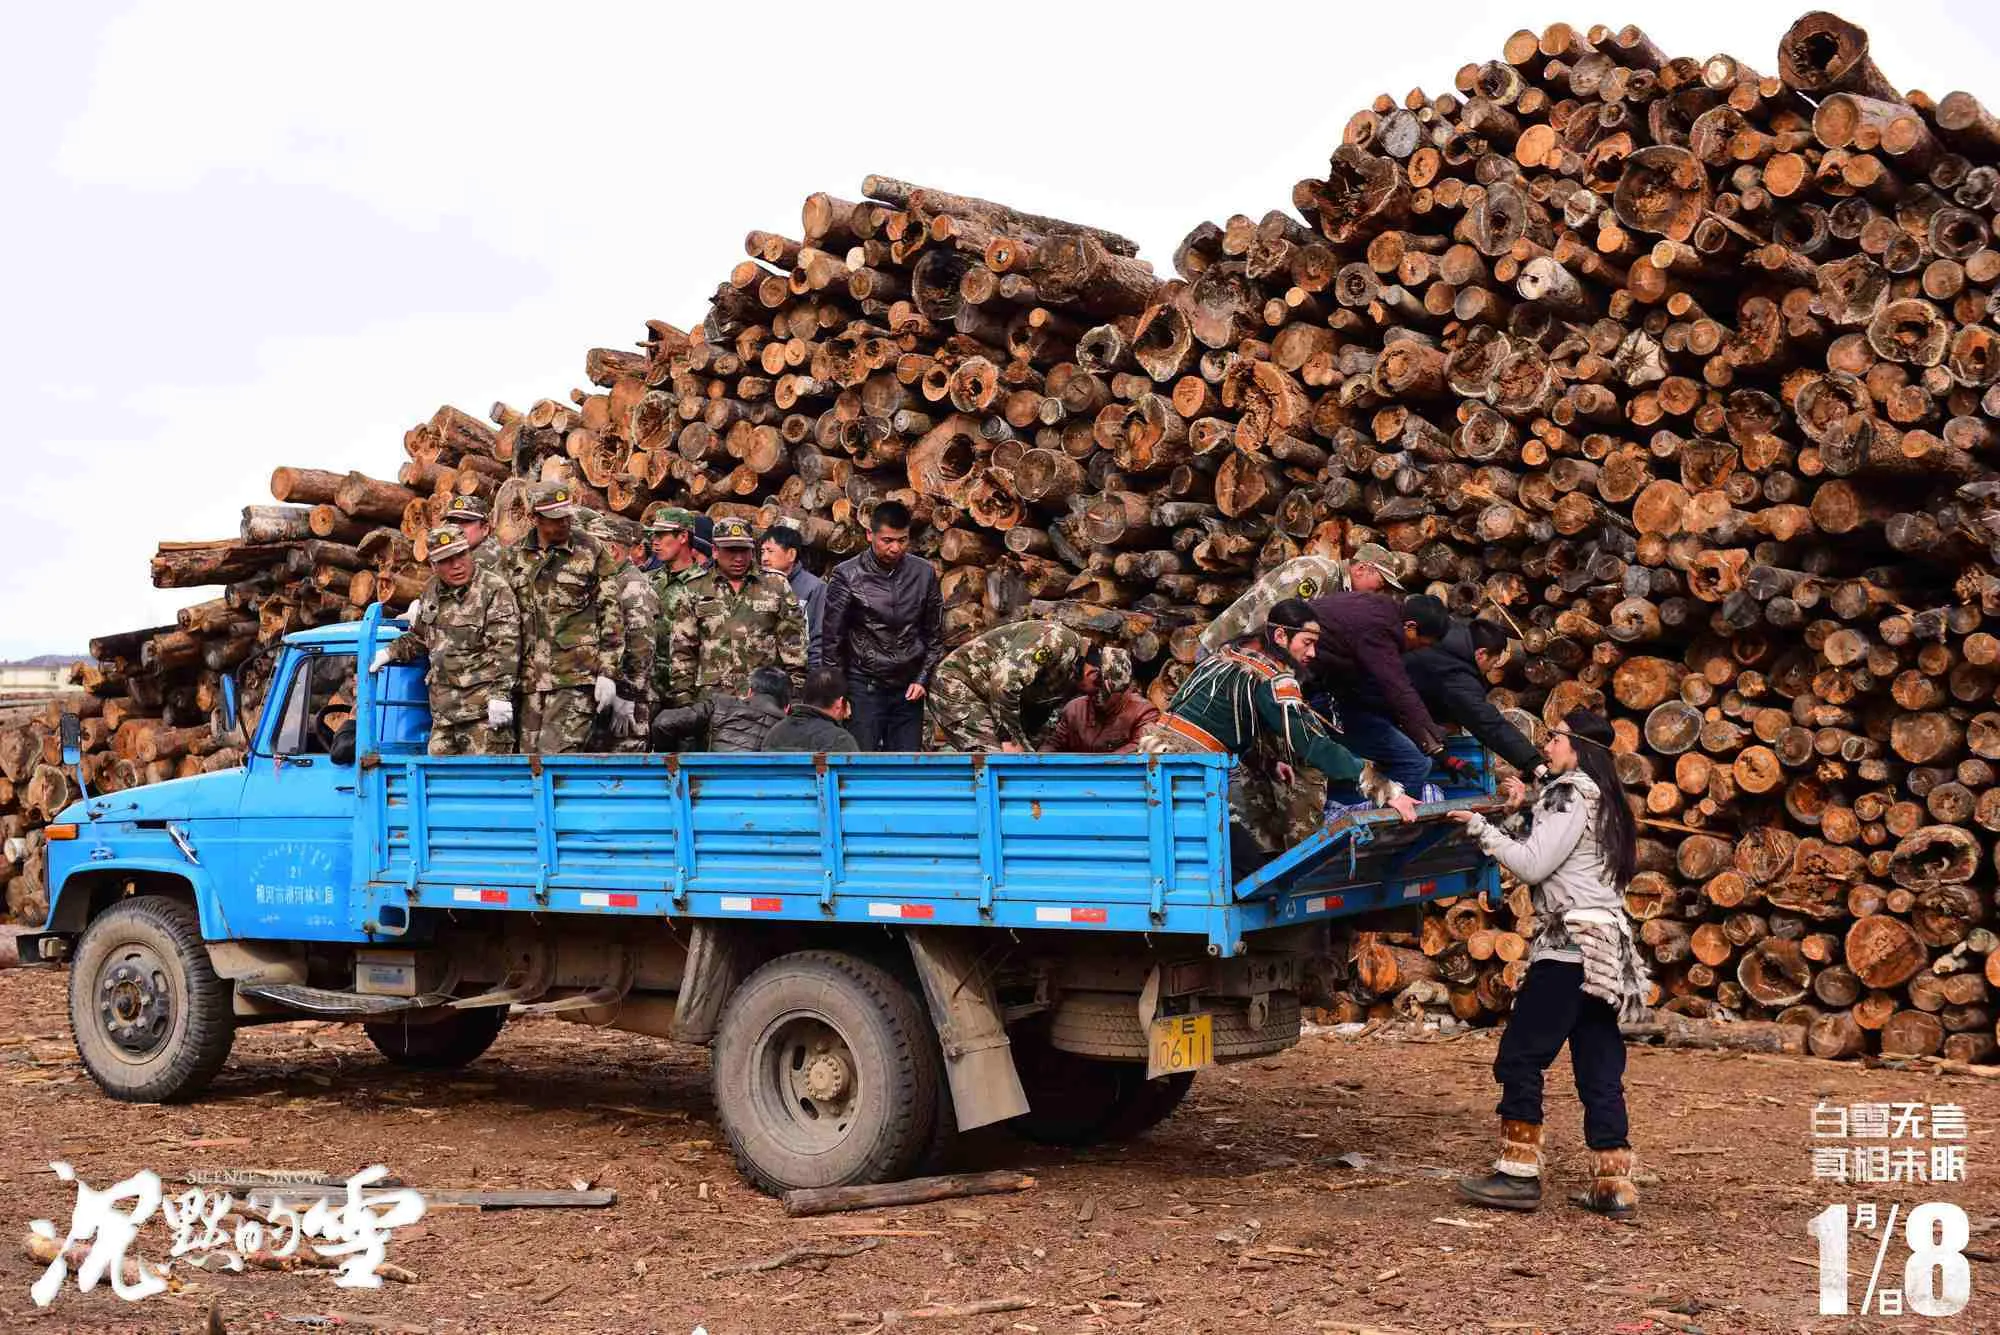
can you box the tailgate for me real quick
[1231,796,1500,921]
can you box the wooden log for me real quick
[782,1170,1036,1218]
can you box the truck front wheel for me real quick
[69,897,235,1103]
[364,1007,507,1070]
[713,950,941,1195]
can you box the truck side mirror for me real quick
[59,712,82,768]
[220,673,240,737]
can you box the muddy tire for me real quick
[69,897,234,1103]
[364,1007,508,1070]
[714,950,940,1195]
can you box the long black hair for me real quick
[1562,709,1637,891]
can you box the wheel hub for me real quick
[99,952,172,1056]
[802,1051,852,1103]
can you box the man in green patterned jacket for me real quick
[1141,598,1415,866]
[663,517,808,724]
[371,525,520,755]
[511,483,622,753]
[926,619,1090,752]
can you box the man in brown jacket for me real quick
[1044,647,1159,753]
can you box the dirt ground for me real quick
[1,965,1995,1335]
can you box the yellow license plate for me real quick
[1147,1012,1213,1079]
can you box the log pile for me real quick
[3,11,1997,1061]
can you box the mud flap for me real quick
[669,921,742,1043]
[906,928,1031,1131]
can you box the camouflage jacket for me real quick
[511,527,622,692]
[387,566,521,726]
[613,564,659,703]
[648,563,705,704]
[933,621,1090,749]
[470,538,506,576]
[664,568,808,707]
[1197,556,1345,660]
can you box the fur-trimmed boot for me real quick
[1456,1119,1544,1211]
[1569,1147,1638,1220]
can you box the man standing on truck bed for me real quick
[372,525,521,755]
[597,525,658,751]
[644,506,704,718]
[511,483,623,754]
[820,500,943,752]
[664,516,808,727]
[1140,598,1416,865]
[928,619,1090,752]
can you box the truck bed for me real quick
[358,750,1496,954]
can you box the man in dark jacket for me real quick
[1305,589,1451,795]
[1404,618,1543,775]
[820,501,942,751]
[766,668,859,753]
[652,666,789,753]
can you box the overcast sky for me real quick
[5,0,1997,658]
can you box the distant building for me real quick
[0,661,83,700]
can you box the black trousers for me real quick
[1494,959,1630,1149]
[848,677,924,752]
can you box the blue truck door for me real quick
[218,649,361,940]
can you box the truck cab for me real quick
[27,605,1501,1195]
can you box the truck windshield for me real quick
[264,653,359,759]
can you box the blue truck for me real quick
[25,605,1498,1192]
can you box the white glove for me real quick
[368,648,394,674]
[486,697,514,728]
[612,698,637,736]
[593,675,619,713]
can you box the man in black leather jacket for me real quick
[820,501,943,751]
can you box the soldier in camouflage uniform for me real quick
[511,483,623,753]
[1195,544,1406,660]
[441,494,505,575]
[590,531,659,752]
[664,517,808,732]
[645,507,705,714]
[927,620,1090,752]
[374,525,521,756]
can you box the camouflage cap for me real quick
[425,525,472,562]
[442,494,489,523]
[532,482,579,518]
[710,516,756,547]
[644,505,696,534]
[1098,645,1134,694]
[1350,542,1406,590]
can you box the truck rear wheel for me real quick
[69,897,235,1103]
[364,1007,507,1069]
[1007,1026,1194,1147]
[713,950,940,1195]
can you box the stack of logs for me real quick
[4,10,1999,1062]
